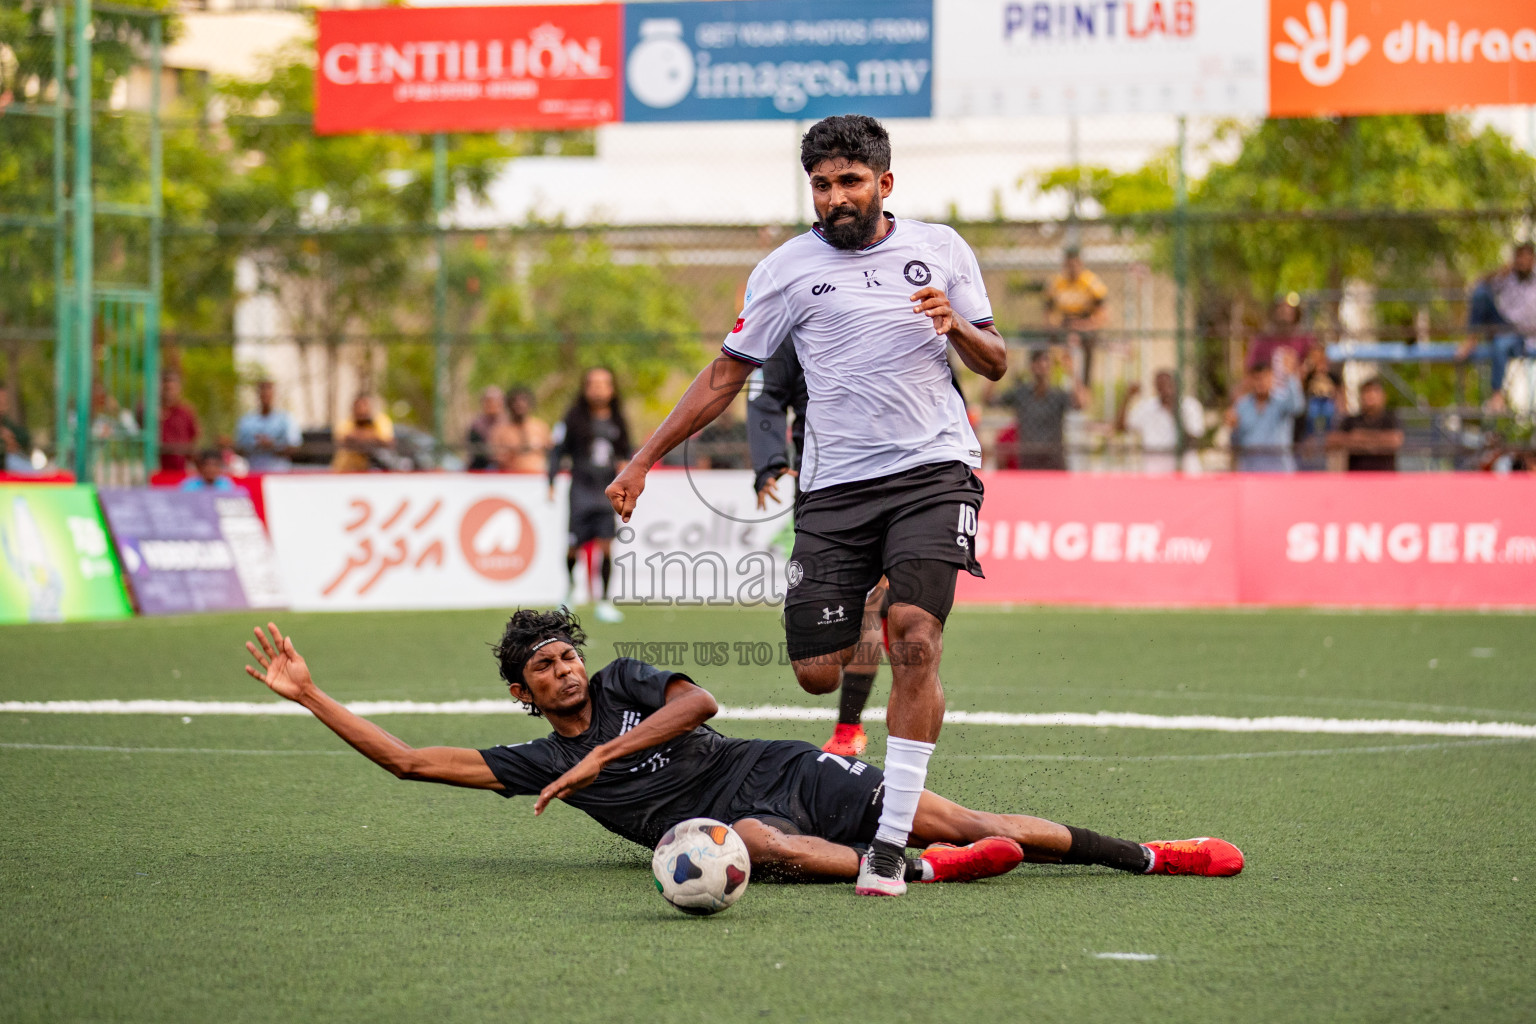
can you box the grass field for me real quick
[2,606,1534,1022]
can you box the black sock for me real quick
[1063,826,1152,873]
[837,670,875,726]
[903,856,927,882]
[599,554,613,600]
[565,552,577,586]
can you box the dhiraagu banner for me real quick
[0,485,132,624]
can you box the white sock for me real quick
[873,736,936,849]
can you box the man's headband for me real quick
[513,635,579,679]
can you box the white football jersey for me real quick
[721,215,994,492]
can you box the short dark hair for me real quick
[1516,241,1535,254]
[197,448,223,464]
[1029,347,1051,364]
[1360,376,1386,392]
[492,607,588,716]
[800,115,891,175]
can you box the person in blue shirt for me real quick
[180,450,247,495]
[1227,348,1304,472]
[234,379,301,473]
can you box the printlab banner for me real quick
[957,472,1536,608]
[98,489,286,616]
[0,485,132,624]
[622,0,934,121]
[263,475,568,611]
[315,4,623,135]
[936,0,1269,117]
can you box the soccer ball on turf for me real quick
[651,817,751,915]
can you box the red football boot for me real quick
[918,837,1024,883]
[822,723,868,757]
[1142,837,1245,877]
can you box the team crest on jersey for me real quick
[786,560,804,588]
[903,260,932,286]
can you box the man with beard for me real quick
[605,115,1009,896]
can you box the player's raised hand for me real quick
[533,749,606,815]
[245,622,314,702]
[910,286,956,336]
[605,463,646,522]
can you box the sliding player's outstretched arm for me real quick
[606,355,755,522]
[243,622,501,790]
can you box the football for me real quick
[651,818,752,915]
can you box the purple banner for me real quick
[98,489,286,615]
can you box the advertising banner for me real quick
[0,485,132,624]
[935,0,1268,117]
[622,0,934,121]
[1236,475,1536,607]
[956,472,1241,606]
[1268,0,1536,116]
[315,4,623,135]
[98,490,286,616]
[263,475,567,611]
[610,469,791,607]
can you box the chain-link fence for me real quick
[4,2,1536,481]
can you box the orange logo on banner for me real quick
[459,498,537,582]
[1270,0,1536,116]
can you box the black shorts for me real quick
[724,742,885,846]
[784,460,984,660]
[568,499,616,547]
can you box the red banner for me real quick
[958,472,1536,608]
[315,5,622,136]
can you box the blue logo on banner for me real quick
[623,0,933,122]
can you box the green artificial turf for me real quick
[2,607,1533,1022]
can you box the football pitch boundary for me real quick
[2,699,1536,738]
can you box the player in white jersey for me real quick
[606,115,1009,896]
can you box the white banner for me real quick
[263,474,568,611]
[934,0,1268,117]
[612,469,792,608]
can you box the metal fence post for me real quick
[1173,115,1190,469]
[432,132,448,459]
[70,0,92,481]
[52,0,69,466]
[144,11,163,476]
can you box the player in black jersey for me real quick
[548,367,631,624]
[242,611,1245,884]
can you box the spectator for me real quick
[1328,378,1403,472]
[331,393,394,473]
[1294,349,1340,472]
[0,387,32,473]
[466,385,506,470]
[987,348,1085,471]
[1458,241,1535,411]
[234,378,301,473]
[1044,246,1108,383]
[548,367,630,623]
[158,372,200,474]
[179,449,247,494]
[490,387,551,473]
[1226,348,1304,472]
[1248,295,1317,372]
[1114,369,1204,475]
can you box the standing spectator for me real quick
[158,372,200,474]
[1328,378,1403,472]
[465,386,506,470]
[1458,241,1536,411]
[987,348,1085,470]
[1115,369,1204,474]
[548,367,630,623]
[1293,349,1340,472]
[1044,246,1108,383]
[490,387,552,473]
[0,386,32,473]
[179,449,247,494]
[1227,348,1304,472]
[331,393,394,473]
[1248,295,1317,372]
[234,378,301,474]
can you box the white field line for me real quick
[3,700,1536,739]
[1094,953,1159,961]
[0,742,348,755]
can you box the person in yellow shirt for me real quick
[332,393,395,473]
[1044,247,1109,384]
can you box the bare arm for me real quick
[605,355,755,520]
[910,286,1007,380]
[532,677,719,814]
[244,623,500,790]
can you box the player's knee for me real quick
[791,656,843,695]
[885,603,942,668]
[733,819,790,867]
